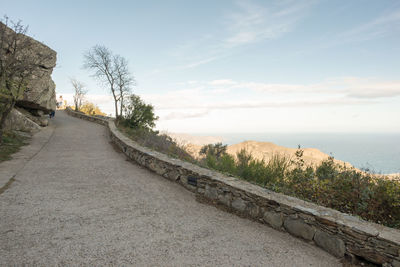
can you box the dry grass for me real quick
[116,122,196,163]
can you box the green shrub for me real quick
[121,94,158,130]
[217,154,236,174]
[200,142,227,159]
[316,156,337,180]
[265,154,291,185]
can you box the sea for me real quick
[199,133,400,175]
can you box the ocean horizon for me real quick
[191,132,400,175]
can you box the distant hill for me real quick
[162,132,221,157]
[227,140,351,168]
[167,133,351,168]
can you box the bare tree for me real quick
[83,45,118,117]
[70,78,87,111]
[114,55,135,116]
[83,45,134,118]
[0,16,51,143]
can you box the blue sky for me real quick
[3,0,400,133]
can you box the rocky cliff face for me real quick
[14,31,57,112]
[1,22,57,132]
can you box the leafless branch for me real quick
[70,78,87,111]
[114,54,135,116]
[83,45,135,118]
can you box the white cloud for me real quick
[208,79,238,86]
[142,77,400,114]
[182,56,219,69]
[163,110,210,120]
[224,0,312,47]
[172,0,314,70]
[237,82,311,93]
[158,98,376,112]
[61,77,400,118]
[229,77,400,99]
[308,7,400,51]
[338,9,400,42]
[342,78,400,98]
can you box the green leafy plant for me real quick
[121,94,158,130]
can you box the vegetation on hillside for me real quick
[116,94,195,162]
[117,125,195,163]
[0,131,28,162]
[198,143,400,229]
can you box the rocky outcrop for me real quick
[4,108,41,133]
[1,22,56,132]
[14,32,57,112]
[15,107,48,127]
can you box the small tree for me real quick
[0,16,52,143]
[83,45,134,118]
[70,78,87,111]
[122,94,158,129]
[83,45,119,116]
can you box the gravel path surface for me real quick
[0,111,341,266]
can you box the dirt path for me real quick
[0,111,341,266]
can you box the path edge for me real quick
[0,123,55,192]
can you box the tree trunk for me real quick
[0,99,16,145]
[119,96,123,118]
[111,88,119,118]
[114,98,119,118]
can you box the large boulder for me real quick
[15,35,57,112]
[15,107,49,127]
[1,21,56,133]
[1,22,57,113]
[4,108,41,133]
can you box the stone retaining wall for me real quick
[66,108,400,266]
[65,108,109,126]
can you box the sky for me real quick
[3,0,400,133]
